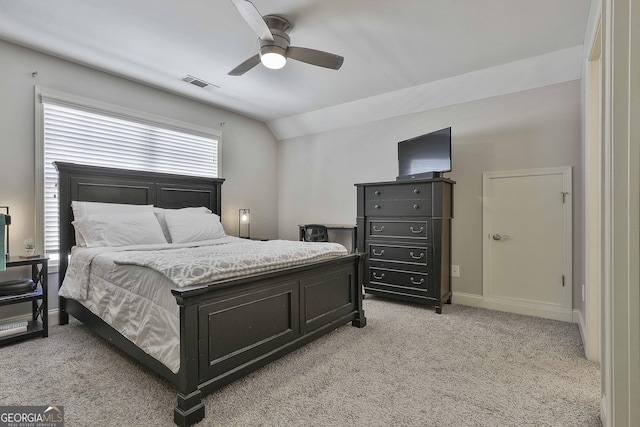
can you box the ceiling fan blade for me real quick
[287,46,344,70]
[228,54,261,76]
[231,0,274,41]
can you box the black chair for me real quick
[302,224,329,242]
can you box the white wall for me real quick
[278,81,583,300]
[0,40,279,312]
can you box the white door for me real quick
[483,167,572,321]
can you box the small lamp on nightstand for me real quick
[239,208,250,239]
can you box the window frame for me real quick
[35,86,222,272]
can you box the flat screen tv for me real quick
[397,127,451,180]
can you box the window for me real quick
[36,87,221,267]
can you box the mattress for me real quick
[59,237,348,373]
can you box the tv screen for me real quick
[397,127,451,179]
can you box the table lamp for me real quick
[239,208,250,239]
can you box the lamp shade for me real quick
[240,210,250,224]
[239,208,251,239]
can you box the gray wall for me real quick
[278,81,583,306]
[0,38,585,317]
[0,40,279,315]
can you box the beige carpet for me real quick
[0,298,600,426]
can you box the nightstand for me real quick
[0,255,48,345]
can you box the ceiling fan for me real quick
[228,0,344,76]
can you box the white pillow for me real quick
[72,201,154,218]
[72,211,168,247]
[153,206,212,243]
[72,201,154,246]
[164,212,225,243]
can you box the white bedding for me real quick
[112,238,349,287]
[59,237,348,373]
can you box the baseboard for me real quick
[451,292,484,307]
[483,296,573,322]
[574,308,593,360]
[600,395,607,427]
[576,308,587,345]
[48,308,58,325]
[451,293,575,323]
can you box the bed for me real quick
[55,162,366,427]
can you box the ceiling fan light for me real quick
[261,52,287,69]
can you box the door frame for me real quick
[482,166,573,322]
[583,18,602,362]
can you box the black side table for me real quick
[0,255,48,345]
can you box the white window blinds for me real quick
[42,102,219,256]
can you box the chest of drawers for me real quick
[355,178,454,313]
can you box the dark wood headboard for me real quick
[54,162,225,287]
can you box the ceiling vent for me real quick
[181,75,219,91]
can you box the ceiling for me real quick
[0,0,591,132]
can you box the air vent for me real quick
[181,75,219,91]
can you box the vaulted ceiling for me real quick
[0,0,592,138]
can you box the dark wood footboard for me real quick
[60,253,365,427]
[172,253,366,427]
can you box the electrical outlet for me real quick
[451,265,460,277]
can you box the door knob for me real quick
[492,234,502,241]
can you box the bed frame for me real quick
[55,162,366,426]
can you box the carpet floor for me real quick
[0,298,601,426]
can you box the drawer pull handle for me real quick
[372,249,385,256]
[373,272,385,280]
[410,277,425,285]
[373,225,385,232]
[374,204,380,209]
[414,189,420,194]
[374,190,381,195]
[409,226,424,234]
[413,204,419,209]
[409,252,424,260]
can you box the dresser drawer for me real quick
[365,199,432,216]
[365,183,432,200]
[368,220,428,240]
[369,267,429,291]
[368,243,430,267]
